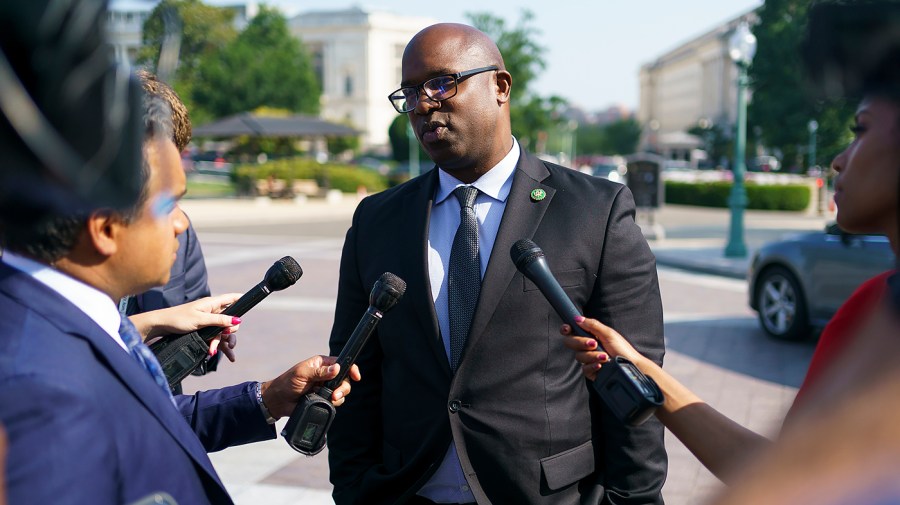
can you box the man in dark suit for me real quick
[0,95,357,504]
[327,23,666,505]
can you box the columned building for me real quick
[290,8,436,150]
[638,9,758,161]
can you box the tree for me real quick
[602,118,643,155]
[388,115,430,163]
[466,10,567,150]
[748,0,853,170]
[192,7,320,119]
[138,0,237,122]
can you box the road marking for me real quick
[254,297,336,312]
[204,240,344,267]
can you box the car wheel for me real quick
[755,266,810,340]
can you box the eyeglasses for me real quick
[388,65,499,113]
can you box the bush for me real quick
[664,181,810,211]
[233,157,389,195]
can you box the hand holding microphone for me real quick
[510,239,663,426]
[283,272,406,455]
[150,256,303,389]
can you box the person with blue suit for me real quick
[126,70,227,392]
[0,94,359,505]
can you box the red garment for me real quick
[791,270,894,409]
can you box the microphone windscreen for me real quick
[265,256,303,291]
[510,239,544,270]
[371,272,406,313]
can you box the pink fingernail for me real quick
[598,353,608,361]
[231,317,242,325]
[209,348,218,357]
[574,315,585,323]
[588,340,597,348]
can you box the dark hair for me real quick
[0,95,174,263]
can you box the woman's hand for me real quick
[561,316,646,380]
[129,293,243,360]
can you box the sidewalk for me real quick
[182,197,832,280]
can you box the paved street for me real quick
[179,198,822,505]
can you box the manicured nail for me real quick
[231,317,242,325]
[574,315,585,323]
[209,348,218,357]
[593,362,603,370]
[587,340,597,349]
[598,353,609,362]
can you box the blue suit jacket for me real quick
[0,262,274,504]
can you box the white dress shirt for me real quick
[2,251,127,351]
[418,138,519,503]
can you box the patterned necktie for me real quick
[119,316,175,403]
[448,186,482,372]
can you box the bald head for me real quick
[400,23,514,182]
[405,23,505,73]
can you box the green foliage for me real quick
[665,181,811,211]
[748,0,854,169]
[192,7,320,119]
[603,118,643,155]
[138,0,237,125]
[138,0,237,78]
[576,118,643,156]
[467,10,567,150]
[233,157,388,195]
[387,115,430,163]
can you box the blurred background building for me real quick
[638,8,758,163]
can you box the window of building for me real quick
[345,75,353,97]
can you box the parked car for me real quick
[592,158,627,184]
[748,223,895,340]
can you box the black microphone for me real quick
[510,239,663,426]
[150,256,303,389]
[282,272,406,455]
[196,256,303,341]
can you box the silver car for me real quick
[749,224,895,340]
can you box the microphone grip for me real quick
[195,282,270,342]
[320,306,382,395]
[522,258,594,340]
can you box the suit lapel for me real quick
[402,169,453,377]
[463,149,555,360]
[0,264,225,490]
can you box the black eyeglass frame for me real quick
[388,65,499,113]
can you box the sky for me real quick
[209,0,763,112]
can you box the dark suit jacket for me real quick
[328,147,667,505]
[0,262,273,505]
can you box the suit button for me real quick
[448,400,462,413]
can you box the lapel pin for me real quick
[530,188,546,202]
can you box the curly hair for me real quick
[136,70,192,152]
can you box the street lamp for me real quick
[724,21,757,258]
[808,119,819,170]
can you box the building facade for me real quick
[290,8,436,150]
[638,9,758,161]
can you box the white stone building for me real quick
[290,8,436,150]
[638,9,758,161]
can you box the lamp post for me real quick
[724,21,757,258]
[808,119,819,170]
[407,120,420,178]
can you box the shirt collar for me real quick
[2,251,123,345]
[435,137,520,205]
